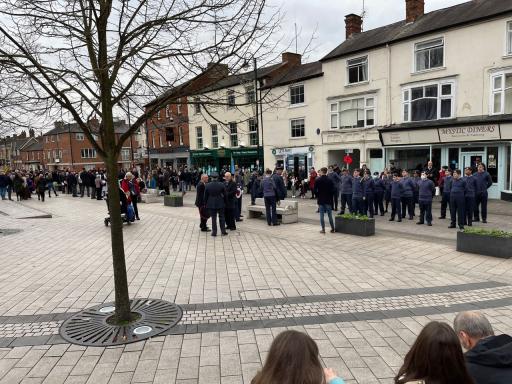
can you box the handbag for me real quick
[126,203,135,222]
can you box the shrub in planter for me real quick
[335,213,375,236]
[164,193,183,207]
[457,228,512,259]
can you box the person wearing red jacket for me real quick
[309,167,318,199]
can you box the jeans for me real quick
[0,187,6,200]
[264,196,277,225]
[47,182,57,197]
[319,204,334,231]
[418,201,432,224]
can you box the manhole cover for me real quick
[60,298,182,346]
[0,228,22,236]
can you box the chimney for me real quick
[345,14,362,39]
[281,52,301,67]
[406,0,424,23]
[206,62,229,80]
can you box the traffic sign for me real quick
[343,155,353,165]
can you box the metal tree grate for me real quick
[60,298,182,346]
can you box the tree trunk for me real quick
[105,151,132,322]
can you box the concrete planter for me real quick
[164,194,183,207]
[335,216,375,237]
[456,231,512,259]
[502,190,512,202]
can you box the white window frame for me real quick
[289,84,305,105]
[178,126,184,146]
[346,56,368,85]
[80,148,96,159]
[246,86,255,104]
[196,126,203,149]
[177,98,182,115]
[229,122,238,147]
[157,110,161,120]
[507,21,512,56]
[51,135,55,142]
[211,125,219,148]
[194,97,201,114]
[414,37,445,73]
[248,118,258,146]
[330,95,376,129]
[227,90,236,109]
[121,148,130,161]
[290,118,305,138]
[402,80,456,122]
[75,133,84,141]
[490,70,512,115]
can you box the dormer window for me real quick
[415,38,444,72]
[347,56,368,84]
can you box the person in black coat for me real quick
[314,167,335,233]
[205,173,227,237]
[224,172,237,230]
[195,174,210,232]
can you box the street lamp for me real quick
[242,58,263,171]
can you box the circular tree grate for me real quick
[60,298,182,347]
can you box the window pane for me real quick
[440,99,452,118]
[416,38,443,50]
[411,87,423,100]
[340,100,351,110]
[348,66,359,83]
[403,90,410,101]
[494,93,502,113]
[505,88,512,114]
[330,103,338,112]
[425,85,438,97]
[340,109,357,127]
[441,84,452,95]
[493,75,503,90]
[366,109,375,126]
[416,51,427,71]
[404,104,409,121]
[412,99,437,121]
[331,114,338,128]
[359,64,368,82]
[365,98,374,107]
[430,46,444,68]
[506,74,512,89]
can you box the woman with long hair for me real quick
[395,321,475,384]
[251,330,345,384]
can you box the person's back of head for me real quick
[395,321,474,384]
[454,311,494,350]
[251,330,325,384]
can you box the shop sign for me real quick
[438,124,501,142]
[272,146,313,156]
[191,150,213,158]
[232,149,258,157]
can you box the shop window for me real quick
[330,96,375,129]
[403,81,454,122]
[487,146,498,183]
[369,149,382,158]
[448,148,459,170]
[347,56,368,84]
[415,38,444,72]
[491,72,512,115]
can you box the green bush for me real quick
[335,213,371,221]
[463,227,512,238]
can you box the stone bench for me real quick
[140,188,161,204]
[247,198,298,224]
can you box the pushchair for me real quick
[104,185,133,226]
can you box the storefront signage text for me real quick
[438,125,501,142]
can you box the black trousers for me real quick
[236,195,242,219]
[340,193,352,213]
[401,196,414,219]
[391,198,401,220]
[352,197,364,215]
[440,192,450,218]
[225,206,236,229]
[209,208,226,235]
[198,207,208,229]
[465,196,475,226]
[373,191,384,215]
[264,196,278,225]
[474,192,488,221]
[96,187,102,200]
[332,189,338,211]
[384,191,391,212]
[38,191,45,202]
[450,195,465,228]
[364,193,374,218]
[132,197,139,219]
[418,201,432,224]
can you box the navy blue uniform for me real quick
[351,176,364,215]
[450,178,467,229]
[383,176,392,212]
[400,177,416,219]
[417,179,434,225]
[205,180,227,236]
[327,172,341,211]
[440,175,452,219]
[389,180,403,221]
[373,178,385,216]
[362,177,375,218]
[340,175,352,213]
[463,175,477,226]
[474,171,492,222]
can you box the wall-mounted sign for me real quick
[438,124,500,142]
[272,146,313,156]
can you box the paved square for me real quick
[0,194,511,383]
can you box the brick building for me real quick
[20,140,44,171]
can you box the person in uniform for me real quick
[262,169,279,226]
[195,174,210,232]
[439,168,452,220]
[327,167,341,212]
[389,173,403,222]
[224,172,237,231]
[417,171,435,226]
[463,167,477,227]
[474,164,493,223]
[351,169,364,215]
[449,169,467,230]
[339,168,352,214]
[362,170,375,218]
[373,172,385,216]
[399,170,415,220]
[205,173,228,237]
[234,170,244,222]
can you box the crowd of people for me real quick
[252,311,511,384]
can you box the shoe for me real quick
[448,225,456,228]
[221,232,228,236]
[268,223,272,226]
[397,219,402,222]
[320,229,325,234]
[438,216,445,219]
[427,223,432,226]
[136,217,140,220]
[459,226,465,230]
[416,222,424,225]
[408,217,413,220]
[240,215,244,218]
[380,213,384,216]
[211,233,217,237]
[467,223,472,226]
[235,219,243,222]
[482,219,487,223]
[273,223,280,226]
[389,218,394,221]
[201,228,211,232]
[330,229,335,233]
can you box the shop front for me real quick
[149,146,190,170]
[271,146,315,176]
[190,147,263,174]
[379,120,512,199]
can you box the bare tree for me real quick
[0,0,281,323]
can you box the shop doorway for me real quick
[461,152,485,171]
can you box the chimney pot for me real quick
[345,14,363,39]
[406,0,424,23]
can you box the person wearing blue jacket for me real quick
[383,171,392,213]
[463,167,478,227]
[327,167,341,212]
[362,170,375,218]
[439,168,452,220]
[389,173,403,222]
[449,169,467,230]
[400,170,416,220]
[339,168,352,214]
[373,172,385,216]
[417,172,435,226]
[351,169,364,215]
[474,164,493,223]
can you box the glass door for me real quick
[461,153,485,171]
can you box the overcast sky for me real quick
[273,0,469,61]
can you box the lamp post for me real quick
[252,58,264,171]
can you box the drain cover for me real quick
[60,298,182,346]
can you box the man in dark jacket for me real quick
[195,174,210,232]
[204,173,227,237]
[454,311,512,384]
[416,171,435,226]
[314,167,335,234]
[261,169,279,226]
[474,164,493,223]
[339,168,352,214]
[271,167,287,201]
[224,172,237,231]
